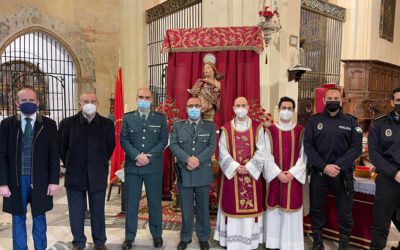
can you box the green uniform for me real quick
[120,110,168,241]
[170,119,216,242]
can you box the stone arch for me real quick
[0,6,96,84]
[0,26,82,78]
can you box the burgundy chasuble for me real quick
[265,123,304,211]
[219,119,263,218]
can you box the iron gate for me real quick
[0,30,76,124]
[146,0,202,105]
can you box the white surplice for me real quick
[262,121,307,250]
[213,117,266,250]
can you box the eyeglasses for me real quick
[187,104,202,108]
[280,106,294,111]
[138,96,151,100]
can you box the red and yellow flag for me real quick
[110,67,125,183]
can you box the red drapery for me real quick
[166,50,261,128]
[161,26,263,199]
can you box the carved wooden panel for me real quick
[342,60,400,123]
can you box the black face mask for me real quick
[325,101,341,112]
[395,104,400,115]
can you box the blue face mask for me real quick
[138,99,151,110]
[187,107,201,120]
[20,102,38,115]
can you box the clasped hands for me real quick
[186,156,200,171]
[323,164,341,177]
[136,153,152,167]
[277,171,294,183]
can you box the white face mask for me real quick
[279,109,293,121]
[234,107,248,118]
[82,103,97,115]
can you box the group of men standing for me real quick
[0,86,399,250]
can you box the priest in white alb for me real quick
[263,96,307,250]
[213,97,266,250]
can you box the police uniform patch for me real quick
[385,129,392,137]
[317,123,323,130]
[355,127,363,133]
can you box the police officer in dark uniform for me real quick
[120,87,168,250]
[369,87,400,250]
[304,88,363,250]
[170,97,216,250]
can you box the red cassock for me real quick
[219,120,264,218]
[264,124,304,211]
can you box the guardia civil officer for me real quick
[304,87,363,250]
[120,87,168,250]
[369,87,400,250]
[170,97,216,250]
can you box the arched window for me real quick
[0,29,77,124]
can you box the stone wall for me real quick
[0,0,120,116]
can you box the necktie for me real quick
[191,122,196,134]
[24,117,32,135]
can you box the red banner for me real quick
[110,67,125,183]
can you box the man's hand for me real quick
[395,171,400,183]
[284,171,294,182]
[0,185,11,198]
[278,172,289,183]
[47,184,59,196]
[186,156,200,170]
[237,165,249,175]
[323,164,341,177]
[136,153,152,167]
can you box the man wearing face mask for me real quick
[58,92,115,250]
[213,97,266,250]
[263,96,307,250]
[304,88,363,250]
[120,87,168,250]
[170,97,216,250]
[0,88,59,249]
[369,87,400,250]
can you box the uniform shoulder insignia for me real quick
[345,113,358,120]
[373,114,387,121]
[153,110,164,115]
[173,119,185,124]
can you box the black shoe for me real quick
[153,237,163,248]
[94,245,107,250]
[122,239,133,250]
[177,240,192,250]
[199,241,209,250]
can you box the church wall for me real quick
[0,0,120,116]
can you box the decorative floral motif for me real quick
[161,27,264,54]
[238,174,254,209]
[258,5,279,20]
[155,96,181,132]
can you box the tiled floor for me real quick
[0,181,398,250]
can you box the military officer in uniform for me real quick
[120,87,168,250]
[170,97,216,250]
[304,87,363,250]
[369,87,400,250]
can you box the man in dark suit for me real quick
[58,92,115,250]
[0,88,60,249]
[120,87,168,250]
[170,97,216,250]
